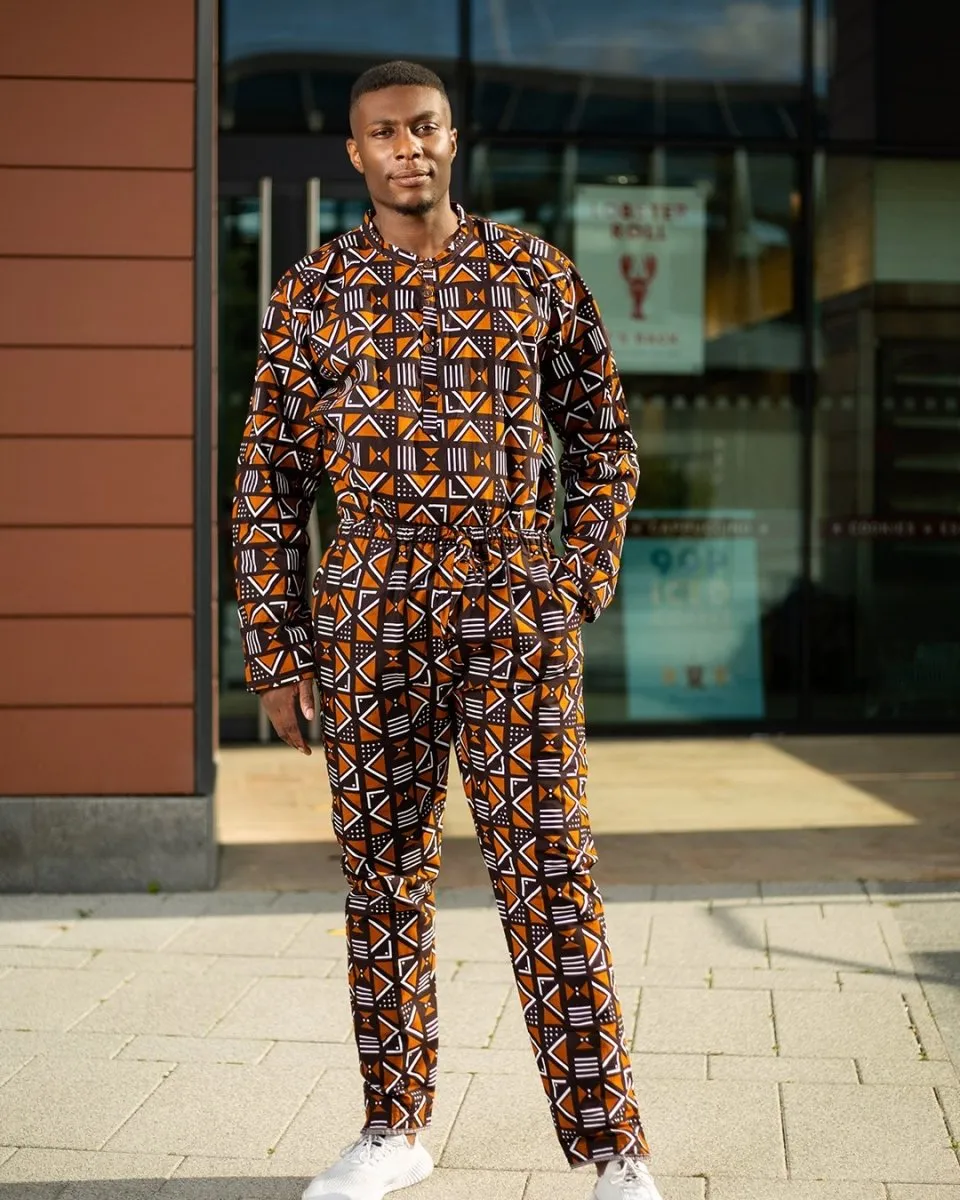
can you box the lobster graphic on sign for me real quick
[620,253,658,319]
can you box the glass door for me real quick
[218,177,367,742]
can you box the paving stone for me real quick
[838,969,919,991]
[858,1059,960,1084]
[160,892,282,917]
[632,1081,786,1178]
[781,1083,960,1181]
[210,977,352,1042]
[452,960,514,983]
[159,1155,316,1200]
[81,951,216,976]
[905,985,952,1061]
[710,1184,884,1199]
[653,883,761,904]
[104,1062,322,1157]
[526,1170,704,1199]
[439,1070,564,1170]
[711,968,840,991]
[74,974,254,1038]
[632,1053,707,1081]
[278,916,360,960]
[601,903,654,962]
[760,882,870,903]
[269,890,345,915]
[436,980,511,1047]
[401,1167,527,1199]
[164,1163,526,1200]
[0,896,107,921]
[0,1029,128,1059]
[272,1067,471,1166]
[0,1050,31,1086]
[708,1055,858,1082]
[937,1085,960,1138]
[886,1190,960,1199]
[646,908,768,970]
[437,1046,538,1075]
[773,992,922,1058]
[117,1036,272,1064]
[0,920,71,948]
[0,1148,179,1200]
[50,917,195,953]
[766,908,894,972]
[162,914,313,957]
[257,1040,360,1072]
[0,968,128,1031]
[597,885,655,904]
[434,906,512,962]
[634,988,774,1056]
[609,965,708,989]
[0,947,93,969]
[0,1057,170,1149]
[202,955,339,980]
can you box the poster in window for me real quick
[574,185,706,374]
[621,511,765,720]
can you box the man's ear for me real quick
[346,138,364,175]
[450,127,458,160]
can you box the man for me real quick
[233,59,662,1200]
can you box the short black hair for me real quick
[350,60,450,114]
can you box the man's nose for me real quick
[394,131,422,159]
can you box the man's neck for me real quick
[372,201,460,260]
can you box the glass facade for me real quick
[218,0,960,739]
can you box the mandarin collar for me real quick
[361,203,471,264]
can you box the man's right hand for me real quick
[260,679,316,755]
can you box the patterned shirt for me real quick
[232,205,639,692]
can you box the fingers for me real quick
[297,678,316,722]
[261,684,312,756]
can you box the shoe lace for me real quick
[340,1132,402,1166]
[606,1157,655,1197]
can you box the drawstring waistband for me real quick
[336,516,550,545]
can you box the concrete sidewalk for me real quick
[2,880,960,1198]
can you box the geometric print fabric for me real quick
[232,205,639,693]
[314,518,649,1164]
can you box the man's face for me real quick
[347,85,457,217]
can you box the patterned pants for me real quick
[313,517,648,1165]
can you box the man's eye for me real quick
[417,125,438,135]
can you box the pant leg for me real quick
[450,532,649,1166]
[314,528,460,1132]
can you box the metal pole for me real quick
[257,175,273,745]
[305,178,323,745]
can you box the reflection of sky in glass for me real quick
[223,0,458,64]
[474,0,802,80]
[224,0,804,82]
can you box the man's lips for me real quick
[391,172,431,186]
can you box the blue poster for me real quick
[622,510,765,720]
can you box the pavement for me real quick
[1,736,960,1198]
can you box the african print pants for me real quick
[313,517,649,1166]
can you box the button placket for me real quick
[420,265,440,435]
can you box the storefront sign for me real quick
[574,185,706,374]
[621,510,765,720]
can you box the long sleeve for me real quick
[232,269,325,691]
[539,261,639,622]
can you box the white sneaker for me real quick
[302,1130,433,1199]
[593,1157,664,1200]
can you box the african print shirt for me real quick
[232,205,639,692]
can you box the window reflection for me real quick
[472,145,803,722]
[814,157,960,720]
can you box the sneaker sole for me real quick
[384,1150,433,1195]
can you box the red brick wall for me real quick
[0,0,206,795]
